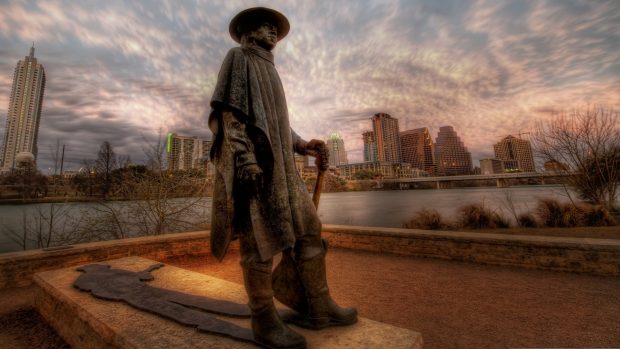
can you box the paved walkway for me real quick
[1,247,619,349]
[169,247,620,349]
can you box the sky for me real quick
[0,0,618,172]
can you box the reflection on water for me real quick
[315,186,575,227]
[0,186,575,253]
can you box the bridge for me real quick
[381,172,569,189]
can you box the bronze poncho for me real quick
[209,45,321,262]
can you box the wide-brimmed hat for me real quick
[229,7,290,43]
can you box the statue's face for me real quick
[248,22,278,50]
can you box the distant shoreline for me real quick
[0,183,572,205]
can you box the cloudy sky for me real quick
[0,0,618,172]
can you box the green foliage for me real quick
[352,170,378,180]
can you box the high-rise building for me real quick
[400,127,436,174]
[479,158,504,175]
[434,126,472,176]
[493,135,535,172]
[326,131,348,167]
[1,45,46,171]
[362,131,377,162]
[167,133,212,172]
[372,113,401,163]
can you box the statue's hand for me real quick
[306,139,329,171]
[237,164,263,193]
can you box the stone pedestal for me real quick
[33,256,423,349]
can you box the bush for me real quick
[534,198,617,227]
[457,203,510,229]
[583,206,617,226]
[535,198,565,227]
[403,209,446,230]
[535,199,587,227]
[517,213,539,228]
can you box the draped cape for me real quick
[208,46,321,262]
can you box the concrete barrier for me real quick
[322,225,620,276]
[0,231,212,289]
[1,225,619,289]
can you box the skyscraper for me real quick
[400,127,436,174]
[326,131,348,167]
[493,135,535,172]
[167,133,212,171]
[434,126,472,176]
[371,113,401,163]
[479,158,504,175]
[362,131,377,162]
[1,45,46,171]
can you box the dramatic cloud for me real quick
[0,0,618,171]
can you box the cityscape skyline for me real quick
[0,1,618,172]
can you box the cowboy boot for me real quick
[243,265,307,349]
[295,239,357,329]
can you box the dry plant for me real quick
[457,203,510,229]
[533,106,619,209]
[403,208,447,230]
[108,132,209,236]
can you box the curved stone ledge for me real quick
[0,231,212,289]
[321,225,620,276]
[1,225,619,289]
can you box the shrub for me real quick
[583,206,617,226]
[535,199,565,227]
[494,214,511,228]
[457,203,510,229]
[561,204,586,227]
[534,198,618,227]
[517,213,539,228]
[535,198,586,227]
[403,209,446,230]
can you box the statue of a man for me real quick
[208,7,357,349]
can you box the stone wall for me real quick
[0,231,213,289]
[322,225,620,276]
[1,225,619,289]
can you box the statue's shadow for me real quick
[74,263,288,348]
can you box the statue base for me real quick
[33,256,423,349]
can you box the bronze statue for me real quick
[208,7,357,349]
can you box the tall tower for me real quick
[167,133,212,171]
[434,126,472,176]
[326,131,348,167]
[371,113,401,163]
[493,135,535,172]
[400,127,436,174]
[362,131,377,162]
[1,45,46,170]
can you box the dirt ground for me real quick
[1,247,620,349]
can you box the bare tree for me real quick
[94,141,118,198]
[106,130,210,236]
[533,106,619,209]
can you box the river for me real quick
[0,185,576,253]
